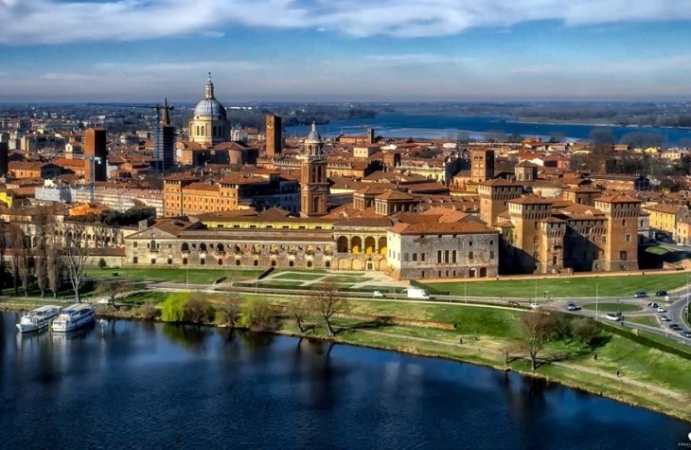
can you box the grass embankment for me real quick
[423,272,690,299]
[581,303,642,312]
[625,315,660,328]
[273,299,691,422]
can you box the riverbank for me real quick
[3,297,690,423]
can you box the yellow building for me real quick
[643,203,686,236]
[0,188,13,208]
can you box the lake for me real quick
[286,113,691,144]
[0,312,689,449]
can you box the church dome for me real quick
[194,98,227,120]
[193,72,227,120]
[306,121,321,143]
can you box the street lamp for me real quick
[595,283,599,321]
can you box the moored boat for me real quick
[16,305,62,333]
[51,304,96,332]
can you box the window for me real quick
[490,251,495,259]
[133,257,138,264]
[254,260,259,266]
[620,251,627,260]
[133,242,138,248]
[437,251,442,264]
[622,220,626,226]
[150,259,156,265]
[325,261,331,268]
[412,253,417,262]
[168,258,173,265]
[404,253,409,262]
[200,258,205,266]
[289,260,294,267]
[625,234,631,242]
[489,240,494,246]
[421,253,426,262]
[182,258,188,265]
[469,251,474,260]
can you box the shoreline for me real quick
[4,302,689,425]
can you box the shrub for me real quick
[184,292,214,324]
[138,301,158,321]
[98,258,107,269]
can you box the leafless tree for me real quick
[309,282,348,337]
[519,311,557,370]
[185,291,211,325]
[33,207,51,297]
[17,241,33,297]
[45,230,63,299]
[7,225,23,296]
[217,284,242,328]
[94,279,127,307]
[63,222,89,302]
[288,296,310,333]
[0,228,7,296]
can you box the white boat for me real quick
[51,304,96,332]
[16,305,62,333]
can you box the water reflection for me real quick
[162,323,212,354]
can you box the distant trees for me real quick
[238,298,276,331]
[216,285,242,328]
[94,279,127,307]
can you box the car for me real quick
[634,291,648,298]
[529,302,540,309]
[648,302,659,309]
[655,290,668,297]
[669,323,682,331]
[681,331,691,338]
[657,307,666,313]
[660,315,671,322]
[97,298,110,305]
[605,312,622,321]
[372,291,385,298]
[566,302,580,311]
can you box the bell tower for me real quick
[300,122,329,217]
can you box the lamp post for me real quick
[595,283,599,321]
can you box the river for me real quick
[0,312,688,449]
[285,113,691,144]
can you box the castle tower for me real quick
[508,196,554,274]
[189,73,230,147]
[477,179,523,225]
[471,149,495,183]
[594,195,641,271]
[265,114,282,158]
[84,127,107,182]
[300,122,329,217]
[514,160,538,182]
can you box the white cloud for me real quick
[1,0,691,44]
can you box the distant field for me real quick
[423,272,690,299]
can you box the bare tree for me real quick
[217,284,242,328]
[570,317,600,349]
[288,296,309,333]
[63,222,89,302]
[309,282,347,337]
[519,311,556,371]
[185,291,211,325]
[7,225,23,296]
[45,230,63,299]
[33,207,51,297]
[17,242,33,297]
[94,279,127,307]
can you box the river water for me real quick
[286,113,691,144]
[0,312,688,449]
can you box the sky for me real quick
[1,0,691,102]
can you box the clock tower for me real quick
[300,122,329,217]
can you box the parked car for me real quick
[655,290,668,297]
[634,291,648,298]
[605,312,622,321]
[566,302,580,311]
[660,315,671,322]
[657,307,666,313]
[372,291,385,298]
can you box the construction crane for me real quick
[109,100,175,173]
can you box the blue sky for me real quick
[1,0,691,102]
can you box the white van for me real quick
[372,291,385,298]
[605,312,621,322]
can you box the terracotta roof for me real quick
[390,220,495,235]
[595,194,641,204]
[508,195,554,205]
[478,179,523,187]
[376,190,415,201]
[643,204,685,214]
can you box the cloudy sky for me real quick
[1,0,691,102]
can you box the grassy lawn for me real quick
[581,303,642,312]
[321,275,370,283]
[257,280,306,288]
[423,272,691,299]
[625,315,661,328]
[90,268,262,284]
[272,272,325,281]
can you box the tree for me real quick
[0,230,6,295]
[63,223,89,302]
[45,231,63,299]
[161,292,188,322]
[519,311,556,370]
[288,297,309,333]
[98,258,107,269]
[570,318,600,349]
[7,224,23,296]
[309,282,348,337]
[217,285,241,328]
[238,297,275,331]
[184,291,212,325]
[34,207,52,298]
[94,279,127,307]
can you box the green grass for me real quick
[321,275,370,283]
[272,272,325,281]
[644,246,671,256]
[625,315,661,328]
[581,303,642,312]
[257,280,306,288]
[423,272,691,299]
[90,268,262,284]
